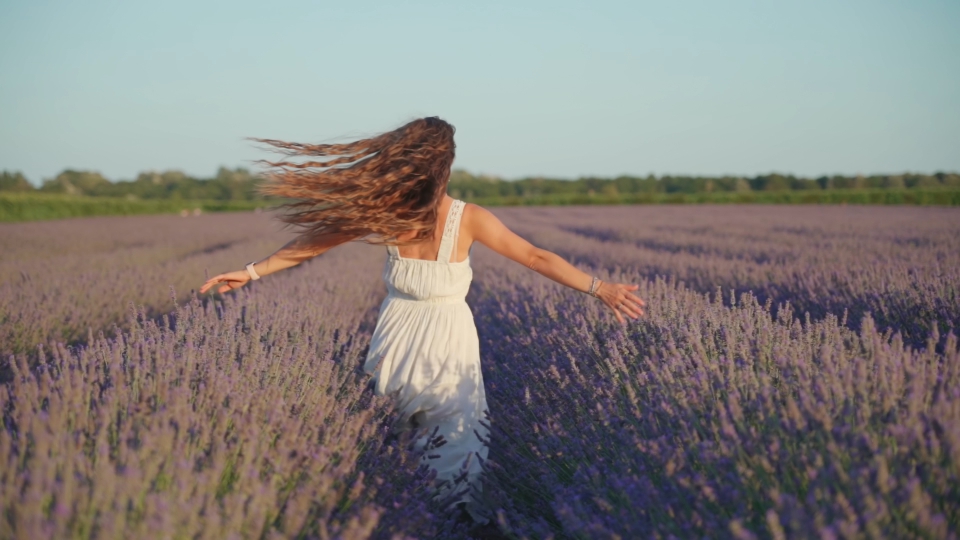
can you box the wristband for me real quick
[588,276,601,297]
[245,261,261,281]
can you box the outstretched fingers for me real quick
[199,275,224,294]
[616,299,642,320]
[626,294,646,317]
[606,283,646,321]
[201,274,244,295]
[610,303,626,324]
[624,301,644,319]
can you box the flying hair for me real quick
[252,116,456,248]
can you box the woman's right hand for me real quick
[596,281,645,324]
[199,270,251,294]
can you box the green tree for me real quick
[884,175,906,189]
[40,170,111,195]
[905,174,941,188]
[939,173,960,187]
[755,174,791,191]
[0,171,34,192]
[214,167,261,200]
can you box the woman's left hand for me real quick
[596,282,645,324]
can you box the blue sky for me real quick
[1,0,958,185]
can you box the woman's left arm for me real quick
[466,204,645,324]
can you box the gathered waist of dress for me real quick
[385,291,468,304]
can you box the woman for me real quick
[199,117,646,524]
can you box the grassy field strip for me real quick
[3,188,960,223]
[0,192,267,222]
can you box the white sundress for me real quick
[363,198,490,519]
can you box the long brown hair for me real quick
[253,117,456,247]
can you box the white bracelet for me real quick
[245,261,261,281]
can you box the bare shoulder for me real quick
[462,201,480,215]
[462,202,520,248]
[461,202,495,237]
[461,202,495,225]
[459,201,536,263]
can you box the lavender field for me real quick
[2,206,959,539]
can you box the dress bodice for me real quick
[382,199,472,304]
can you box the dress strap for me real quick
[436,199,465,263]
[386,244,399,257]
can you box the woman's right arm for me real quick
[466,204,645,323]
[199,232,356,295]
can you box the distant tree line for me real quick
[446,170,960,199]
[2,168,959,201]
[0,168,264,200]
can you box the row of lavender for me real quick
[0,213,295,358]
[4,206,956,358]
[3,206,959,538]
[498,205,960,347]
